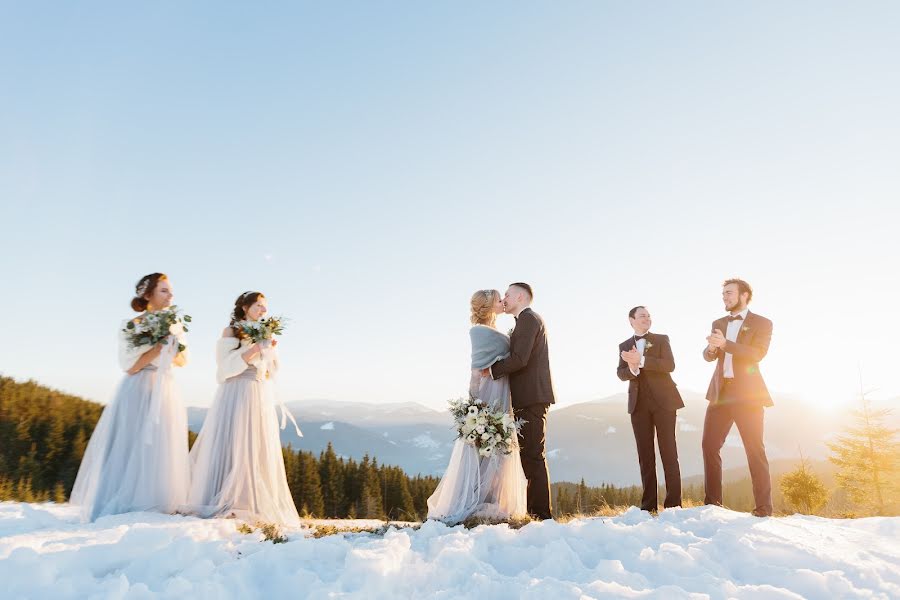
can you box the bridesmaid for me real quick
[187,291,300,526]
[70,273,190,521]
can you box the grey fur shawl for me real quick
[470,325,510,369]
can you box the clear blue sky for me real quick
[2,2,899,411]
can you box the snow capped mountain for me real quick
[187,392,895,484]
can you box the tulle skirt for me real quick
[187,374,300,527]
[426,375,528,524]
[70,367,189,522]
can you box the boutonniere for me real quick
[741,326,751,333]
[507,328,515,336]
[644,341,654,351]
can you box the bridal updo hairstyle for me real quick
[131,273,168,312]
[470,289,500,327]
[230,291,266,339]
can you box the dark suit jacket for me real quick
[617,333,684,414]
[491,308,556,408]
[703,311,773,406]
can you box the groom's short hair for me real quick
[510,282,533,301]
[723,278,753,303]
[628,306,646,319]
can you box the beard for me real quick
[725,299,744,313]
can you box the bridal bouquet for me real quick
[448,397,522,457]
[234,316,287,343]
[123,306,192,352]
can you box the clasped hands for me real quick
[706,328,726,353]
[620,347,641,370]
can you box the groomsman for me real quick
[617,306,684,512]
[702,278,774,517]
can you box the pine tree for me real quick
[575,478,589,514]
[780,454,828,515]
[318,443,345,518]
[43,416,67,490]
[357,456,383,519]
[556,487,570,516]
[0,377,103,501]
[283,445,296,481]
[0,476,13,500]
[62,428,88,495]
[52,482,67,504]
[383,466,415,521]
[408,475,440,519]
[343,456,361,516]
[16,476,35,503]
[828,384,900,516]
[294,451,324,517]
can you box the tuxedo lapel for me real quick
[715,316,728,338]
[714,317,728,377]
[736,312,753,344]
[642,333,655,356]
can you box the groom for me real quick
[488,282,555,520]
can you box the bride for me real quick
[70,273,190,521]
[426,289,527,523]
[187,291,301,527]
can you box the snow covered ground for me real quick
[1,502,898,599]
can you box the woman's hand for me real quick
[241,341,263,364]
[126,343,163,375]
[148,343,164,358]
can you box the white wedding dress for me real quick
[426,327,527,524]
[187,337,301,527]
[70,320,190,522]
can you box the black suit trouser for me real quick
[630,402,682,511]
[701,386,773,516]
[514,403,552,519]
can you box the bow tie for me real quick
[634,334,648,340]
[727,314,744,322]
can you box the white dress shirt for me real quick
[723,308,749,378]
[629,331,649,376]
[513,305,530,319]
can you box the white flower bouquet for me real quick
[123,306,191,352]
[447,397,522,457]
[234,316,286,343]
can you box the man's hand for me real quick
[621,347,641,369]
[706,328,726,349]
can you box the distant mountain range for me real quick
[187,392,900,486]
